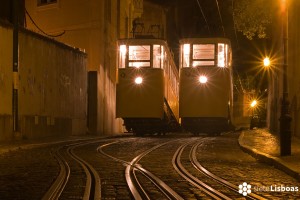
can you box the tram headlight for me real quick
[134,76,143,84]
[199,75,208,84]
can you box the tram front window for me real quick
[129,45,150,68]
[192,44,215,67]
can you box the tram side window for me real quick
[228,45,232,67]
[161,46,165,69]
[182,44,190,68]
[129,45,150,68]
[218,43,226,67]
[192,44,215,67]
[119,45,126,68]
[153,45,161,68]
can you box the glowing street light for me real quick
[251,100,257,108]
[263,57,271,67]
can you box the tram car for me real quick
[179,38,234,135]
[116,38,180,136]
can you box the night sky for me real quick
[147,0,272,74]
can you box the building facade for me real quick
[24,0,167,135]
[268,0,300,138]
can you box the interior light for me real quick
[218,43,225,67]
[183,44,190,55]
[120,45,126,55]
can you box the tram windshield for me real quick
[192,44,215,67]
[128,45,150,68]
[181,42,230,68]
[118,43,165,69]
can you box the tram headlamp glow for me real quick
[199,75,207,84]
[134,76,143,84]
[263,57,270,67]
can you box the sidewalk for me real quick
[239,128,300,182]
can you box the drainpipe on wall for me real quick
[12,0,19,135]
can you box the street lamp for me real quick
[279,0,292,156]
[251,100,257,109]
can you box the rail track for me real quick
[41,136,277,200]
[172,138,268,200]
[43,140,101,200]
[98,139,183,200]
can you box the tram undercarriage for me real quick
[181,117,231,135]
[123,100,180,136]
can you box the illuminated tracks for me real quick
[43,140,101,200]
[172,139,267,200]
[98,140,183,200]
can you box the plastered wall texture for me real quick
[0,23,87,141]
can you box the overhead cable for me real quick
[195,0,211,34]
[25,8,65,37]
[215,0,225,37]
[231,0,239,48]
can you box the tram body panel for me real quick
[116,38,180,135]
[179,67,231,118]
[164,69,179,121]
[179,38,233,134]
[116,68,164,118]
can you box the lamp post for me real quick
[279,0,292,156]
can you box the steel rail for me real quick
[68,141,101,200]
[172,139,231,200]
[126,140,183,200]
[43,140,102,200]
[42,147,70,200]
[190,141,267,200]
[98,140,183,200]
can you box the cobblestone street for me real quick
[0,131,299,199]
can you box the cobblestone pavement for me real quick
[198,132,299,199]
[0,132,299,199]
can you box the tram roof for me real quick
[179,38,231,45]
[118,38,169,46]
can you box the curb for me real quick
[238,132,300,182]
